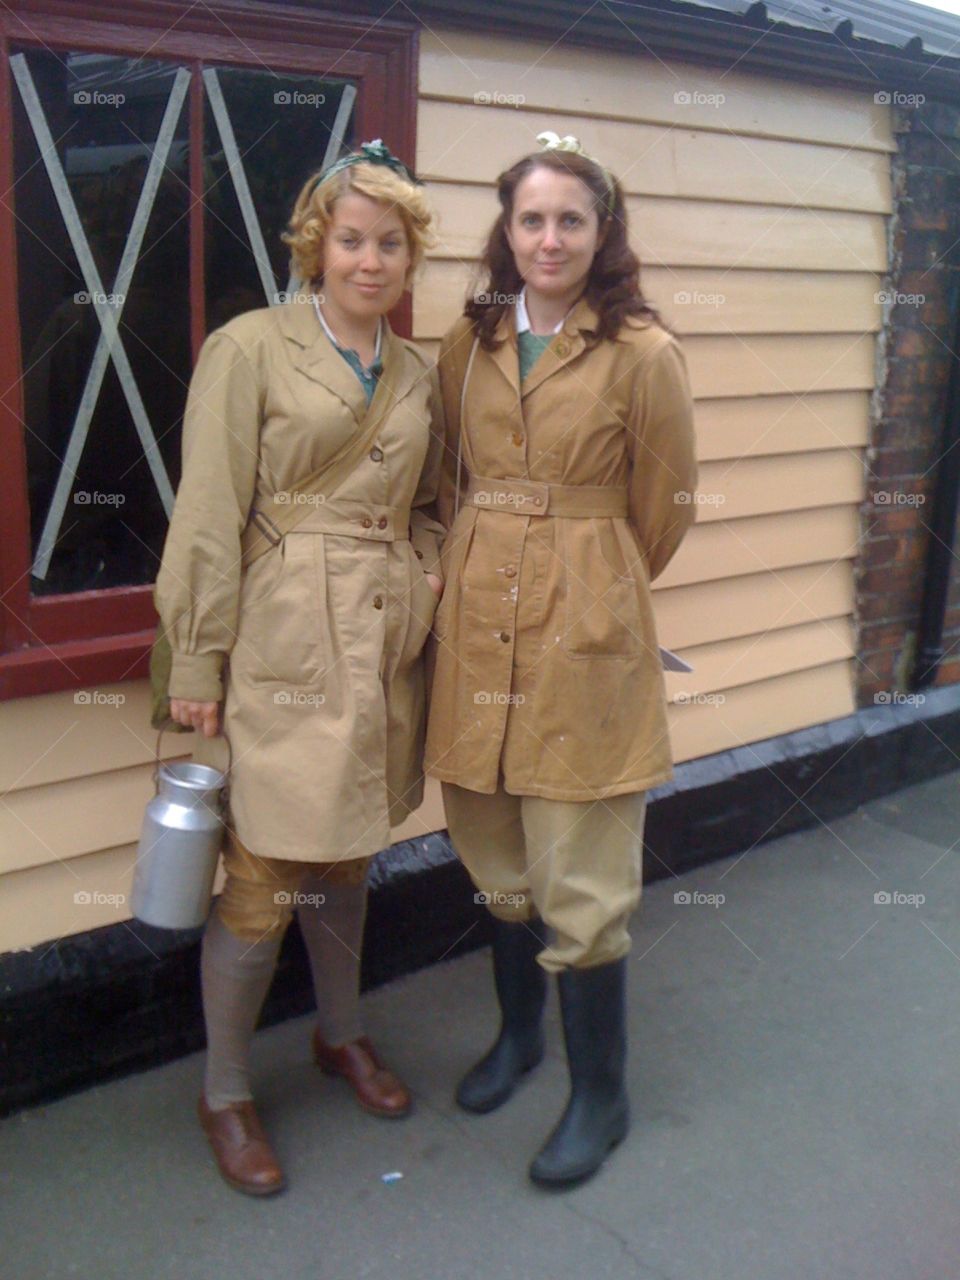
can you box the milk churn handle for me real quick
[154,727,234,797]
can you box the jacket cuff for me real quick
[168,651,225,703]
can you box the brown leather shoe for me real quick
[197,1096,286,1196]
[312,1031,412,1118]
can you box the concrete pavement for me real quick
[2,770,959,1280]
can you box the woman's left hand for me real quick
[425,573,443,599]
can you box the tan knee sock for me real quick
[297,878,367,1048]
[200,907,283,1109]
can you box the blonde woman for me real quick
[155,142,444,1196]
[426,136,697,1187]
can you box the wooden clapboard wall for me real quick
[416,28,887,768]
[0,30,889,951]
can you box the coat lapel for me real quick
[488,310,522,401]
[370,321,421,421]
[520,296,598,399]
[277,297,370,425]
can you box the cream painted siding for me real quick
[0,30,889,952]
[417,28,887,774]
[0,684,447,950]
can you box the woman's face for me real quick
[320,191,411,324]
[505,166,603,307]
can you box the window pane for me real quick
[203,69,355,330]
[12,49,190,596]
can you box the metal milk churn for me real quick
[132,753,227,929]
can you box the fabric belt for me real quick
[242,498,409,566]
[466,475,629,518]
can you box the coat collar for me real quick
[488,293,599,400]
[276,297,415,423]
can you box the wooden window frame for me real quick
[0,0,417,699]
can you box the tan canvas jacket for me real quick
[155,299,445,861]
[424,298,698,800]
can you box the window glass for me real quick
[203,69,355,329]
[13,50,190,595]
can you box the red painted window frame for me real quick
[0,0,418,699]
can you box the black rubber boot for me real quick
[456,917,548,1114]
[529,958,629,1188]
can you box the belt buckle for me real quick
[250,508,283,546]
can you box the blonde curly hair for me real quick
[283,161,434,286]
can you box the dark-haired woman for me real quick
[425,134,697,1187]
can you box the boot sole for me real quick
[528,1123,628,1189]
[455,1051,545,1115]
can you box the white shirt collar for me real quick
[313,297,382,363]
[516,288,566,336]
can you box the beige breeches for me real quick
[441,782,647,973]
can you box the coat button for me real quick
[532,496,543,506]
[504,564,517,578]
[415,549,424,560]
[377,516,389,530]
[373,595,384,609]
[555,340,570,357]
[369,447,384,462]
[499,631,511,643]
[361,517,373,529]
[512,432,524,447]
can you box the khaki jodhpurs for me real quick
[216,831,370,943]
[441,781,647,973]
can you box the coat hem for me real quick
[227,821,394,865]
[426,764,675,801]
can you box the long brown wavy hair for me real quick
[465,149,665,350]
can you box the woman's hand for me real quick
[169,698,221,738]
[425,573,443,599]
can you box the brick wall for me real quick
[857,99,960,705]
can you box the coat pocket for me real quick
[398,542,440,666]
[561,519,644,660]
[432,513,476,641]
[230,532,327,687]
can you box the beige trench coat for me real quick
[155,299,445,862]
[424,298,698,801]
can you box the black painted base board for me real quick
[3,684,959,1116]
